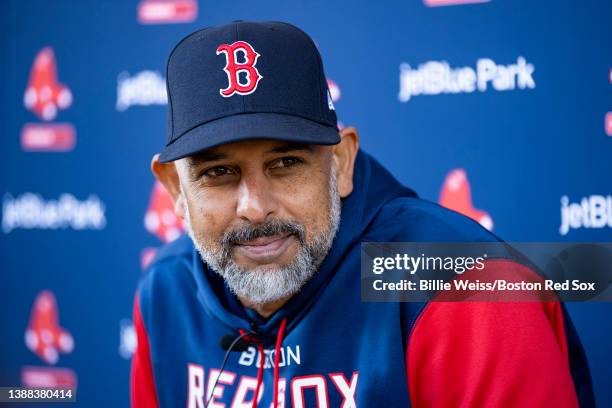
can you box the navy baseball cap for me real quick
[159,21,340,163]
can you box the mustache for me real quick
[221,219,306,248]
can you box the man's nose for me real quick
[235,172,276,224]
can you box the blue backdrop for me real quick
[1,0,611,406]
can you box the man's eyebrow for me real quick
[266,142,314,154]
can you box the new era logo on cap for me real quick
[159,21,340,163]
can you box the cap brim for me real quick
[158,112,340,163]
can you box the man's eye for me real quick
[203,166,236,177]
[270,157,302,169]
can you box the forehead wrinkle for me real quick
[186,150,229,166]
[265,142,315,154]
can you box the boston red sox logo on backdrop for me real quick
[216,41,263,97]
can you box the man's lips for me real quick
[234,233,294,262]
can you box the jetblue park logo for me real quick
[560,195,612,236]
[398,57,535,102]
[116,70,167,111]
[2,193,106,234]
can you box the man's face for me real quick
[175,139,342,305]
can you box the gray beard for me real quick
[184,169,342,305]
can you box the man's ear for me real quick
[151,154,186,219]
[332,126,360,198]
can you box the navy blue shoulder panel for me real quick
[367,196,502,243]
[137,234,197,349]
[561,304,596,408]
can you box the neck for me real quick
[239,295,292,319]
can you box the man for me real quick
[131,21,593,407]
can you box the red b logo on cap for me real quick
[216,41,263,97]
